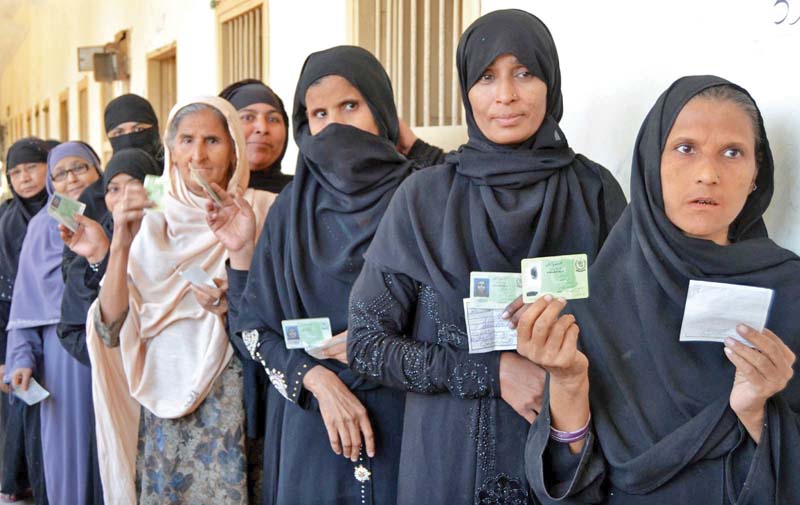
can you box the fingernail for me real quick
[544,294,553,302]
[501,311,510,320]
[724,347,732,356]
[724,337,736,347]
[507,321,515,329]
[736,324,747,334]
[368,450,375,458]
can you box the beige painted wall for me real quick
[0,0,355,190]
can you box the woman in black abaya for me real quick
[520,76,800,504]
[346,9,626,504]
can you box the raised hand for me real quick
[59,215,110,264]
[516,296,587,383]
[516,295,591,453]
[724,325,796,442]
[205,182,257,270]
[111,181,152,251]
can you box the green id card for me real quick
[47,192,86,232]
[144,174,167,211]
[521,254,589,303]
[280,317,333,350]
[469,271,522,308]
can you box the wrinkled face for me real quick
[51,156,100,199]
[107,121,154,138]
[467,53,548,145]
[660,97,758,246]
[8,162,48,198]
[238,102,287,171]
[305,75,379,136]
[170,108,236,197]
[104,172,137,213]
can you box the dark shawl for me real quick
[0,138,51,303]
[534,75,800,503]
[0,138,51,365]
[236,44,415,382]
[364,9,626,312]
[58,148,157,364]
[104,94,164,168]
[220,81,293,193]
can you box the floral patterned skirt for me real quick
[136,358,249,504]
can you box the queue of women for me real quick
[0,8,796,505]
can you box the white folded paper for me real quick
[678,280,773,347]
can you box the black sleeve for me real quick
[226,263,252,362]
[0,300,10,365]
[525,390,607,504]
[347,260,501,399]
[56,323,91,367]
[407,139,447,168]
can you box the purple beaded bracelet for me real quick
[549,415,591,444]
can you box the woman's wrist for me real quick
[302,365,333,394]
[229,242,255,270]
[87,245,109,266]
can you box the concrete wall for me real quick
[481,0,800,252]
[2,0,799,255]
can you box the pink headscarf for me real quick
[87,95,277,503]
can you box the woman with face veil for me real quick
[519,76,800,504]
[346,9,626,504]
[215,46,422,504]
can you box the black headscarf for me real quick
[364,9,626,312]
[104,94,164,166]
[236,45,415,383]
[220,80,292,193]
[0,137,52,301]
[57,141,108,365]
[59,148,156,365]
[101,147,160,193]
[554,76,800,502]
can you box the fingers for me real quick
[59,224,75,243]
[339,417,355,460]
[531,298,568,349]
[516,296,551,347]
[212,277,228,290]
[360,414,376,458]
[502,296,525,321]
[209,182,234,208]
[323,415,342,456]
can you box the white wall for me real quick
[267,0,349,172]
[481,0,800,252]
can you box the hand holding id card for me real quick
[47,192,86,232]
[281,318,333,350]
[464,272,522,353]
[144,174,167,211]
[521,254,589,303]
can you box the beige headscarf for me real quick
[87,95,277,503]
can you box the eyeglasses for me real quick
[7,164,42,179]
[51,162,91,183]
